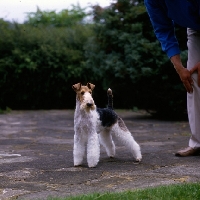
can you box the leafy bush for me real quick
[0,14,94,109]
[25,5,87,27]
[85,0,188,117]
[0,1,188,118]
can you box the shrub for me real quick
[84,0,188,117]
[0,18,94,109]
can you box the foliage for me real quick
[0,1,188,117]
[85,0,188,117]
[0,12,94,109]
[25,5,88,27]
[0,107,11,114]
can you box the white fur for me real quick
[73,91,142,168]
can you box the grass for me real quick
[48,183,200,200]
[0,107,12,114]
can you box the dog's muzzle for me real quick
[87,103,94,108]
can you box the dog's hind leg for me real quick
[99,129,115,158]
[111,118,142,162]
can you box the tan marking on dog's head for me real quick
[72,82,95,103]
[72,83,82,92]
[87,82,95,91]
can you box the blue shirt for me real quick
[144,0,200,58]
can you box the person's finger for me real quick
[190,62,200,74]
[190,65,198,75]
[190,62,200,87]
[198,65,200,87]
[183,80,193,93]
[185,86,193,93]
[188,75,194,85]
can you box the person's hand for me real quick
[170,54,193,93]
[176,66,193,93]
[190,62,200,87]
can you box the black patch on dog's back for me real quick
[97,108,118,127]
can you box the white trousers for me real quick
[187,28,200,148]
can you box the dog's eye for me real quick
[81,91,85,95]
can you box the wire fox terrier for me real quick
[72,82,142,168]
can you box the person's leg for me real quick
[187,28,200,148]
[176,28,200,156]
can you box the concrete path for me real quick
[0,110,199,200]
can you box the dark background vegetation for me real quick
[0,0,188,118]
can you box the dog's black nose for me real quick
[87,103,93,107]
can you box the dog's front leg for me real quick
[73,130,87,167]
[87,132,100,168]
[99,130,115,158]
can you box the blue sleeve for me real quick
[144,0,180,58]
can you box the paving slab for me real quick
[0,110,199,200]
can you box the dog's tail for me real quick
[107,88,114,110]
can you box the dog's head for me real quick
[72,83,95,110]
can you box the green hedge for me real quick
[0,1,188,118]
[84,1,188,117]
[0,20,95,109]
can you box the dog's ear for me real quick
[87,83,95,91]
[72,83,81,92]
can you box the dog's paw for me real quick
[74,164,82,167]
[74,161,83,167]
[88,160,98,168]
[135,156,142,162]
[89,166,97,168]
[88,164,97,168]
